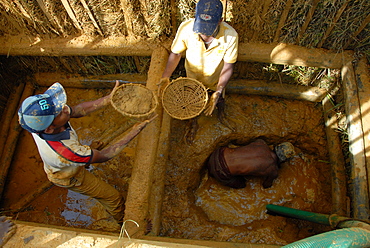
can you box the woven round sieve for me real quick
[111,83,158,117]
[162,77,208,120]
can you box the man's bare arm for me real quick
[71,81,120,118]
[90,114,158,163]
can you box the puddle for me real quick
[61,191,93,227]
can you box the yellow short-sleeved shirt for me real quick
[171,19,239,91]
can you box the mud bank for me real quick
[2,83,332,246]
[160,94,332,245]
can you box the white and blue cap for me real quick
[193,0,223,36]
[18,82,67,133]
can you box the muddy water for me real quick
[2,86,332,245]
[160,94,332,245]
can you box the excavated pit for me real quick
[1,77,334,246]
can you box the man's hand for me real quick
[157,77,170,97]
[91,113,158,163]
[71,80,120,118]
[109,80,120,99]
[132,113,158,131]
[204,91,221,116]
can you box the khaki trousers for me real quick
[54,169,125,222]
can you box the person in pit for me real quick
[159,0,239,143]
[18,81,157,224]
[207,139,295,189]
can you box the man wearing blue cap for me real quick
[160,0,238,142]
[18,81,156,224]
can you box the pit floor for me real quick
[2,84,333,246]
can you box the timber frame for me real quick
[0,0,369,240]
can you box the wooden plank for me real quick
[34,72,148,88]
[317,1,349,48]
[147,48,171,236]
[341,61,369,220]
[0,83,25,159]
[238,42,353,69]
[0,82,34,201]
[273,0,293,42]
[123,48,167,238]
[226,79,327,102]
[355,56,370,208]
[0,35,155,56]
[0,35,354,69]
[322,95,348,216]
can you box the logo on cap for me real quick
[39,99,51,110]
[200,14,212,21]
[18,82,67,133]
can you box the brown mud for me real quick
[111,84,157,117]
[2,85,332,246]
[160,94,332,245]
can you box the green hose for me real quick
[266,204,370,248]
[266,204,331,225]
[266,204,370,229]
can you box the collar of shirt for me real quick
[196,34,220,50]
[194,25,225,50]
[38,123,71,141]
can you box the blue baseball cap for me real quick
[193,0,223,36]
[18,82,67,133]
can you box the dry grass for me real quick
[325,0,370,50]
[279,0,312,44]
[0,0,368,116]
[0,0,367,53]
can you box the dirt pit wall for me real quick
[2,82,332,246]
[160,94,332,246]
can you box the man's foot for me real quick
[184,118,198,145]
[274,142,295,163]
[0,216,16,246]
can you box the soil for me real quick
[160,94,332,245]
[1,80,332,246]
[111,84,157,117]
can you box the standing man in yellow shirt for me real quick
[160,0,239,143]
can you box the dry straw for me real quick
[111,83,158,118]
[162,77,208,120]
